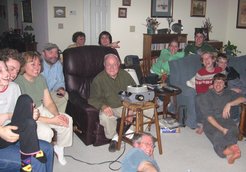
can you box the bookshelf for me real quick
[142,34,187,76]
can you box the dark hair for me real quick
[72,32,86,42]
[194,28,205,37]
[98,31,112,45]
[217,53,228,62]
[0,48,23,67]
[212,73,228,86]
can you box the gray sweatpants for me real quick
[203,117,239,158]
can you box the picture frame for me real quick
[54,6,66,18]
[122,0,131,6]
[118,8,127,18]
[151,0,173,18]
[22,0,32,23]
[190,0,206,17]
[236,0,246,28]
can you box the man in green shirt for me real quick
[184,29,216,56]
[88,53,136,152]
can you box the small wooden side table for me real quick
[155,85,182,120]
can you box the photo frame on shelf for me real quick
[190,0,206,17]
[54,6,66,18]
[118,8,127,18]
[151,0,173,18]
[123,0,131,6]
[22,0,32,23]
[236,0,246,28]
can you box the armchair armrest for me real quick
[239,103,246,140]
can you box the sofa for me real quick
[63,45,119,146]
[169,54,246,128]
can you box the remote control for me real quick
[163,85,178,92]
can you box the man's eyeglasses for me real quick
[140,141,155,148]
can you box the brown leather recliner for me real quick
[63,45,119,146]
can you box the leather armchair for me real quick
[63,46,119,146]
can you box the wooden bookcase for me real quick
[142,34,187,76]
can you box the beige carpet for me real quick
[54,127,246,172]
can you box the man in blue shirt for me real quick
[41,43,68,113]
[121,132,160,172]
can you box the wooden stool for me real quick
[117,101,163,154]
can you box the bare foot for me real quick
[195,126,203,135]
[227,144,241,164]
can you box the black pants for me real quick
[0,94,40,154]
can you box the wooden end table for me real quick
[239,103,246,140]
[155,85,182,120]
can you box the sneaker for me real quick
[108,140,118,152]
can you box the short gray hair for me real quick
[103,53,120,66]
[132,132,155,145]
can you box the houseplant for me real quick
[223,40,241,56]
[146,17,160,34]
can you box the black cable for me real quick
[64,142,126,171]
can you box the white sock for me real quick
[54,145,67,165]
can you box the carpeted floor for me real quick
[53,127,246,172]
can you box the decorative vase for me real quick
[147,27,155,34]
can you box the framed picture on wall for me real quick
[22,0,32,23]
[151,0,173,18]
[54,6,66,18]
[236,0,246,28]
[118,8,127,18]
[122,0,131,6]
[190,0,206,17]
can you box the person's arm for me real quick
[0,113,12,126]
[0,125,19,142]
[207,116,228,135]
[108,41,120,48]
[222,97,246,119]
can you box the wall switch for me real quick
[130,25,135,32]
[70,10,76,15]
[58,23,63,29]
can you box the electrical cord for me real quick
[64,142,126,171]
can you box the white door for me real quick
[83,0,110,45]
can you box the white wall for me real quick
[46,0,84,51]
[30,0,245,59]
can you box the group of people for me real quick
[147,28,246,165]
[0,43,73,171]
[1,27,245,172]
[67,31,120,49]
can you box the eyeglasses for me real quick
[140,141,155,148]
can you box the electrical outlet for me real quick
[130,25,135,32]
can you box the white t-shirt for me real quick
[0,82,21,125]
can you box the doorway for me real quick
[83,0,110,45]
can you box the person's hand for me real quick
[33,104,40,121]
[222,127,228,135]
[231,88,242,93]
[56,87,65,97]
[0,125,19,142]
[209,85,213,89]
[222,103,231,119]
[110,41,120,48]
[51,114,69,127]
[101,105,114,117]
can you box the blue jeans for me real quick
[0,140,54,172]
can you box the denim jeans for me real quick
[0,140,54,172]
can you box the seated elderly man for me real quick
[88,54,154,152]
[121,132,160,172]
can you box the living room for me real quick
[1,0,246,60]
[1,0,246,172]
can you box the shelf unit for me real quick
[142,34,187,76]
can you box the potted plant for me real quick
[223,40,241,56]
